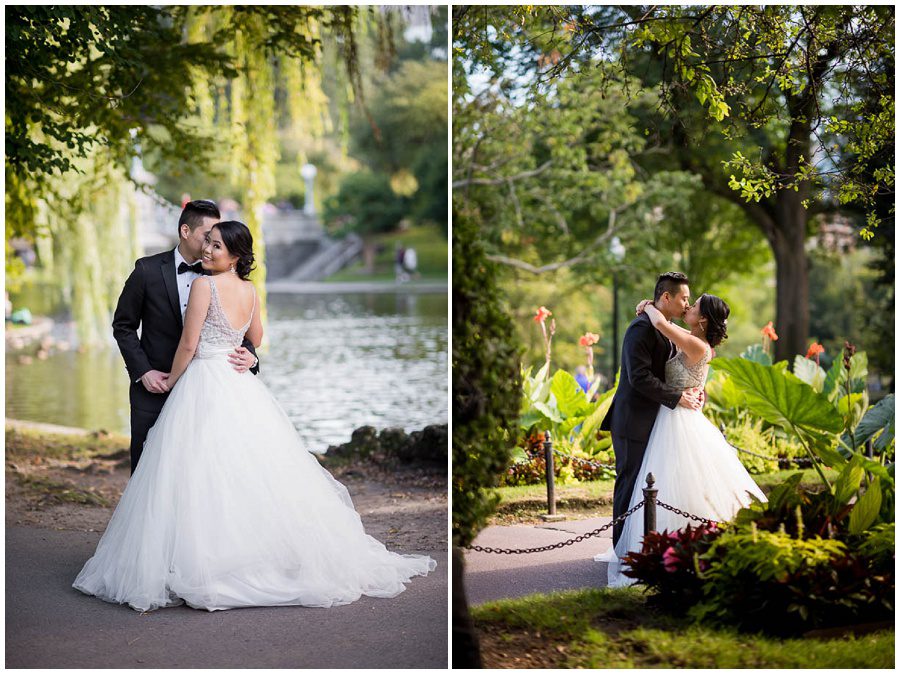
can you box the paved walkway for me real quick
[6,527,447,668]
[463,517,615,605]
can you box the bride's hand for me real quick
[635,299,653,316]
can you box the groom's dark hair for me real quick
[654,272,689,302]
[178,199,220,232]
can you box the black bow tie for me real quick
[177,261,207,275]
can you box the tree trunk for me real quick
[451,547,483,668]
[769,202,809,363]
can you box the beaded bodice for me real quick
[665,343,711,390]
[196,277,254,357]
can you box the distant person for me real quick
[402,246,418,279]
[395,243,408,283]
[575,365,590,393]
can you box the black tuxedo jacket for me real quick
[601,313,682,443]
[112,249,259,414]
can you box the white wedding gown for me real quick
[596,344,766,587]
[73,277,435,612]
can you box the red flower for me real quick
[806,343,824,361]
[761,321,779,341]
[579,332,600,347]
[662,546,681,573]
[533,306,552,323]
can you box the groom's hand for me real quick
[229,346,256,373]
[141,370,170,394]
[678,388,703,411]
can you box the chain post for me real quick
[543,431,556,516]
[643,472,658,536]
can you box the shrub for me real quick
[622,523,723,610]
[624,468,895,635]
[692,524,893,634]
[452,211,523,547]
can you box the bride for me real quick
[597,293,766,587]
[73,221,435,612]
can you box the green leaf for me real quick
[832,458,865,507]
[533,399,563,424]
[848,477,882,534]
[740,343,772,366]
[705,369,747,409]
[793,356,826,392]
[822,358,844,401]
[519,409,546,430]
[578,385,617,443]
[711,357,843,440]
[849,352,868,391]
[550,369,591,418]
[837,391,869,441]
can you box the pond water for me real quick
[6,292,448,452]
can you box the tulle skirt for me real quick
[595,404,766,587]
[73,347,436,611]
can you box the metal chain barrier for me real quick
[466,500,644,555]
[656,499,716,525]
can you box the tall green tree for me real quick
[454,5,894,360]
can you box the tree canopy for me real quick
[453,5,894,360]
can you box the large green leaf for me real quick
[832,458,865,507]
[842,394,895,451]
[740,343,772,366]
[836,391,869,449]
[822,359,843,401]
[533,399,563,424]
[518,409,546,430]
[849,352,868,392]
[578,385,617,443]
[705,369,746,410]
[824,352,869,402]
[793,356,826,392]
[550,369,592,418]
[711,357,843,438]
[848,477,882,534]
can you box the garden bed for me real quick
[472,587,894,668]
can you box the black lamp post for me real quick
[609,236,626,384]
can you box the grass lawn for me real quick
[325,224,447,282]
[471,587,894,668]
[489,467,837,524]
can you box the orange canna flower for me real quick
[534,306,552,323]
[579,332,600,347]
[761,321,779,341]
[806,343,824,360]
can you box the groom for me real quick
[112,199,260,473]
[601,271,702,545]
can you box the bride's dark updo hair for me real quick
[699,294,729,348]
[212,221,255,280]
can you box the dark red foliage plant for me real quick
[622,522,723,610]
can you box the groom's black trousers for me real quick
[611,433,649,546]
[129,405,165,474]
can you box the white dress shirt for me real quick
[173,247,200,318]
